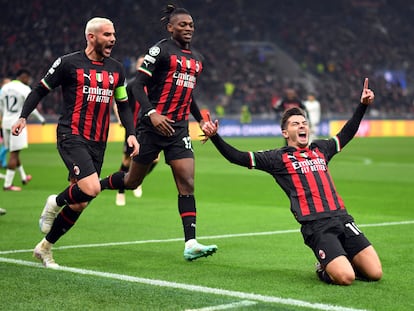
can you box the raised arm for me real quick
[335,78,374,149]
[202,118,252,167]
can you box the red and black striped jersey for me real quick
[137,38,203,126]
[126,81,141,128]
[210,103,368,224]
[40,51,127,142]
[249,139,347,222]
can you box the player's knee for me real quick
[367,267,383,281]
[327,266,355,286]
[124,178,140,190]
[334,272,355,285]
[79,183,101,197]
[124,172,144,190]
[86,186,101,197]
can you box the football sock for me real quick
[118,164,129,194]
[17,165,27,181]
[56,184,96,206]
[178,194,196,242]
[46,205,81,243]
[4,169,15,188]
[100,171,125,190]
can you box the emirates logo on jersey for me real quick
[173,72,196,89]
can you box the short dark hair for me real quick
[15,69,31,78]
[281,107,307,130]
[161,4,190,26]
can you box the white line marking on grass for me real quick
[184,300,257,311]
[0,220,413,255]
[0,257,369,311]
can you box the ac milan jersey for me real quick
[40,51,127,142]
[126,80,144,129]
[250,139,347,222]
[138,38,203,126]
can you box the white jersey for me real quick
[303,99,321,126]
[0,80,45,129]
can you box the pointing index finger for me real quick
[364,78,369,89]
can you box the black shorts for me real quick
[300,214,371,266]
[134,126,193,165]
[57,134,106,181]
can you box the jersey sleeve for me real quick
[250,149,280,173]
[114,84,128,102]
[138,41,167,78]
[114,64,128,103]
[114,64,135,136]
[210,134,253,168]
[311,139,339,162]
[312,102,369,161]
[30,108,46,123]
[20,57,65,119]
[131,41,168,114]
[40,57,67,91]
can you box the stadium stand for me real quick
[1,0,413,119]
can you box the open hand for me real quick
[150,112,175,137]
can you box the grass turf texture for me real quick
[0,137,413,311]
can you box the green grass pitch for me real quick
[0,136,413,310]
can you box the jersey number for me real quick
[3,95,19,113]
[182,136,193,151]
[345,222,362,235]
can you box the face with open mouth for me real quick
[283,115,309,148]
[91,23,116,59]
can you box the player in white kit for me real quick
[303,93,321,142]
[0,69,45,191]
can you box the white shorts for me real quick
[3,128,28,152]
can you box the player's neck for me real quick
[171,37,190,50]
[84,47,104,62]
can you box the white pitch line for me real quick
[0,220,413,255]
[184,300,257,311]
[0,257,369,311]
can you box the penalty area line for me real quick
[0,257,369,311]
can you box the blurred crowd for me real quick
[1,0,414,119]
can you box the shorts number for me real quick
[182,136,193,151]
[345,222,362,235]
